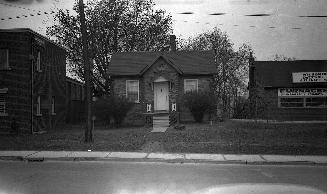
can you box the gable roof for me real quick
[139,55,183,75]
[109,50,216,76]
[254,60,327,87]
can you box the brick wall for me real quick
[0,31,32,132]
[0,30,66,133]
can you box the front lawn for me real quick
[1,121,326,155]
[163,121,327,155]
[0,126,149,151]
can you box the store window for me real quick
[279,98,304,107]
[278,88,327,108]
[305,97,327,108]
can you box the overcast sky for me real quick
[0,0,326,60]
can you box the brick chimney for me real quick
[170,35,176,51]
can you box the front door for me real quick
[154,82,169,111]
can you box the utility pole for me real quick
[78,0,93,142]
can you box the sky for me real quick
[0,0,326,60]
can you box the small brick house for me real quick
[0,28,67,133]
[248,59,327,121]
[110,38,216,126]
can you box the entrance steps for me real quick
[151,114,169,132]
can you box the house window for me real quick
[184,79,198,93]
[126,80,139,103]
[36,51,42,72]
[36,96,42,116]
[0,49,9,70]
[51,96,56,115]
[0,88,8,116]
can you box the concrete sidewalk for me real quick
[0,151,327,165]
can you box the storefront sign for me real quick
[278,88,327,97]
[292,72,327,83]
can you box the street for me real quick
[0,161,326,194]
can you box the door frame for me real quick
[154,81,169,111]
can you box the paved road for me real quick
[0,161,326,194]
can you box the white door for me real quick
[154,82,169,111]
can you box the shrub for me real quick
[183,91,215,122]
[93,95,134,127]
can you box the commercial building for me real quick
[249,59,327,121]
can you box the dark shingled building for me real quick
[249,59,327,121]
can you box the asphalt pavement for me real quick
[0,160,326,194]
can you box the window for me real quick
[51,96,56,115]
[305,97,327,108]
[279,97,327,108]
[0,49,9,70]
[36,96,41,116]
[126,80,139,103]
[0,88,8,116]
[184,79,198,93]
[36,51,42,72]
[279,98,304,107]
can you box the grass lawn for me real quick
[163,121,327,155]
[0,126,149,152]
[0,121,326,155]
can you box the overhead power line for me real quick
[0,10,56,21]
[0,2,39,12]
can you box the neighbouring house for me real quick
[0,28,67,133]
[66,76,85,124]
[109,35,216,126]
[248,58,327,121]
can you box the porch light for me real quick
[172,103,176,111]
[147,104,152,112]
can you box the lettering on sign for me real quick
[292,72,327,83]
[278,88,327,97]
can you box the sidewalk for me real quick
[1,151,327,165]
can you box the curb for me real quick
[1,151,327,166]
